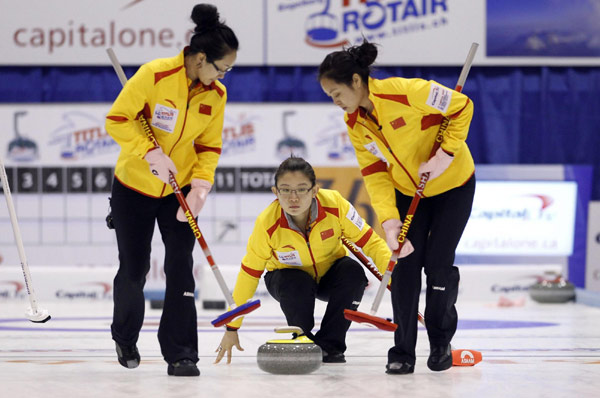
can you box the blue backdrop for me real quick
[1,65,598,199]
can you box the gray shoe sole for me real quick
[115,343,140,369]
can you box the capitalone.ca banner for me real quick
[0,0,263,65]
[2,0,600,66]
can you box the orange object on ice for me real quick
[452,349,483,366]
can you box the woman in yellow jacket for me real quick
[318,40,476,374]
[214,157,413,364]
[105,4,237,377]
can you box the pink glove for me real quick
[381,219,415,258]
[418,147,454,181]
[144,147,177,184]
[177,179,212,222]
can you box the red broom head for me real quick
[344,309,397,332]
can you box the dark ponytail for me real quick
[274,157,316,188]
[318,39,378,85]
[188,4,239,62]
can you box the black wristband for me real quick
[226,326,238,332]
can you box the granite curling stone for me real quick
[257,327,322,375]
[529,273,575,303]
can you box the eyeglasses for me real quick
[209,60,233,74]
[276,185,314,196]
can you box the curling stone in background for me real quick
[529,272,575,303]
[257,326,322,375]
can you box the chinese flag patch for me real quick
[199,104,212,115]
[390,117,406,129]
[320,228,334,240]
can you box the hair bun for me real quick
[350,40,378,68]
[191,3,220,33]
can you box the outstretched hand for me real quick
[214,330,244,364]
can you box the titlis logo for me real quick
[185,210,201,238]
[398,215,412,243]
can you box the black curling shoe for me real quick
[386,362,415,375]
[322,352,346,363]
[167,359,200,376]
[115,342,140,369]
[427,344,452,371]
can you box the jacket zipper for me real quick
[304,226,319,281]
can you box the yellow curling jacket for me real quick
[106,49,226,197]
[227,188,391,329]
[346,77,475,224]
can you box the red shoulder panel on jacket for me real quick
[154,66,184,85]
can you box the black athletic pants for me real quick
[110,178,198,364]
[265,256,368,355]
[388,175,475,365]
